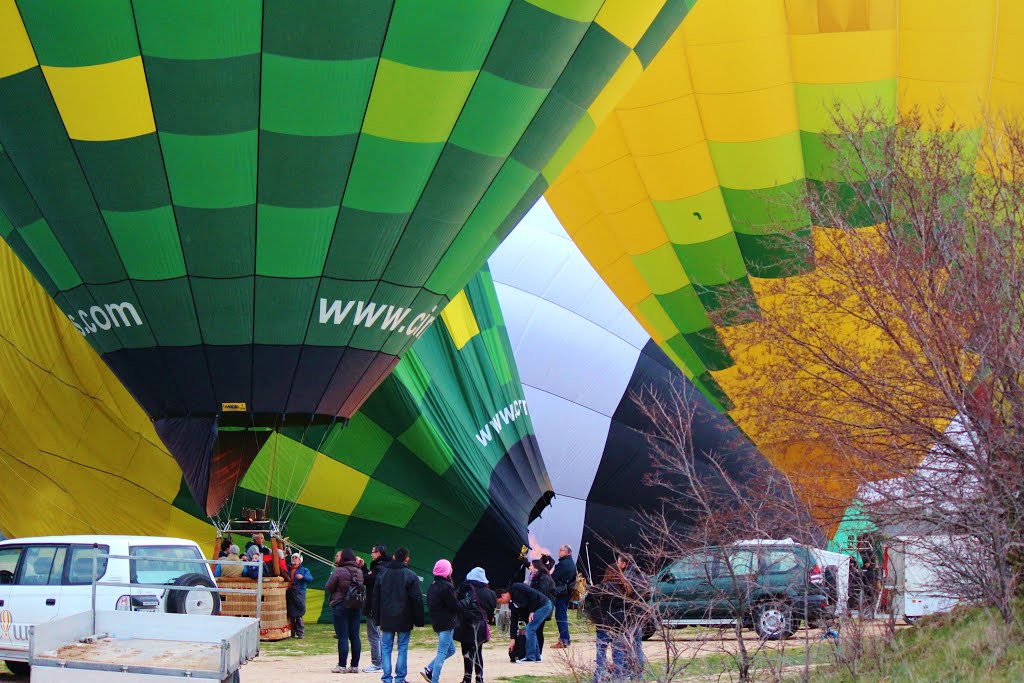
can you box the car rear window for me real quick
[761,549,800,574]
[129,545,204,585]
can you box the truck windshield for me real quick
[129,545,204,584]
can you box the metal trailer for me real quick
[883,535,961,624]
[28,609,258,682]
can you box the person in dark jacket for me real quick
[325,548,365,673]
[618,554,648,676]
[372,547,425,683]
[285,553,313,638]
[527,559,556,657]
[455,567,496,683]
[361,544,387,673]
[496,581,552,663]
[551,545,577,648]
[420,559,459,683]
[587,565,629,682]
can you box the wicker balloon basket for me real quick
[217,576,292,641]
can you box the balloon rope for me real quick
[264,424,279,516]
[285,539,335,569]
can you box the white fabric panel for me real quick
[529,495,587,563]
[494,283,640,418]
[489,199,649,350]
[524,385,611,500]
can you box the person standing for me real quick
[326,549,365,673]
[551,545,577,648]
[286,552,313,638]
[587,565,629,682]
[362,544,388,673]
[372,547,425,683]
[528,559,556,657]
[618,554,648,676]
[455,567,496,683]
[421,560,459,683]
[495,582,552,663]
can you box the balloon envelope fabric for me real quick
[488,199,793,567]
[0,0,695,515]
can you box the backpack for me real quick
[344,567,365,609]
[458,585,491,643]
[570,572,587,602]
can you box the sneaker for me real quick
[362,664,383,673]
[420,667,432,682]
[346,667,359,673]
[331,666,345,673]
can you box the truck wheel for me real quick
[167,573,221,616]
[4,660,30,678]
[754,601,794,640]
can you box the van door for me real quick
[0,545,23,657]
[7,545,65,653]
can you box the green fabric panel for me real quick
[664,333,707,377]
[301,278,380,348]
[84,281,157,349]
[693,277,758,324]
[511,91,584,172]
[379,289,447,357]
[404,505,476,547]
[682,327,733,372]
[634,0,696,67]
[0,151,43,227]
[0,211,13,239]
[383,0,509,71]
[189,277,254,345]
[254,277,320,345]
[632,243,689,295]
[324,207,409,280]
[177,206,255,278]
[707,132,805,191]
[59,287,118,354]
[425,160,537,292]
[735,227,815,279]
[672,234,748,286]
[481,328,513,385]
[450,72,549,158]
[351,479,420,527]
[806,179,882,229]
[19,219,81,290]
[654,187,733,244]
[8,233,58,294]
[800,130,873,183]
[486,0,589,89]
[360,380,424,438]
[550,24,629,109]
[526,0,601,22]
[160,132,257,209]
[398,417,456,476]
[363,59,477,144]
[134,0,261,59]
[349,280,423,351]
[794,80,897,135]
[18,0,139,66]
[257,132,356,208]
[342,135,442,214]
[102,207,186,280]
[74,135,171,213]
[133,278,203,345]
[721,181,809,235]
[238,432,316,503]
[693,370,731,411]
[374,445,477,526]
[541,114,595,183]
[391,351,431,406]
[260,55,377,137]
[319,414,394,475]
[144,56,260,135]
[263,0,393,61]
[283,506,348,548]
[655,285,710,335]
[255,205,336,277]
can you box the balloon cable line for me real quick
[0,446,99,533]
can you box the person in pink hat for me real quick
[421,559,459,683]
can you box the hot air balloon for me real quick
[0,0,694,516]
[488,199,798,567]
[0,233,550,617]
[543,0,1024,523]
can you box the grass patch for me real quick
[261,622,440,658]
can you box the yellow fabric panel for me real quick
[606,201,665,256]
[698,85,799,143]
[633,296,678,344]
[440,289,481,350]
[789,30,897,85]
[582,154,649,214]
[124,436,189,501]
[599,256,652,308]
[656,188,734,244]
[545,172,601,233]
[794,81,898,133]
[616,93,704,157]
[685,0,784,45]
[574,116,632,172]
[569,215,624,270]
[687,34,793,95]
[631,243,690,294]
[41,57,156,142]
[621,28,692,108]
[298,454,369,515]
[595,0,667,48]
[0,0,36,78]
[588,52,644,125]
[634,142,718,200]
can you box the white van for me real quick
[0,535,217,675]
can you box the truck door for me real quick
[0,545,23,656]
[7,545,65,654]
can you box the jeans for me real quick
[289,615,304,638]
[593,628,626,682]
[332,605,361,668]
[630,624,645,674]
[381,630,411,683]
[524,600,553,660]
[430,629,456,683]
[366,616,382,666]
[555,595,571,644]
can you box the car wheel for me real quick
[754,601,794,640]
[4,660,30,678]
[641,621,658,641]
[904,616,918,626]
[166,573,221,616]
